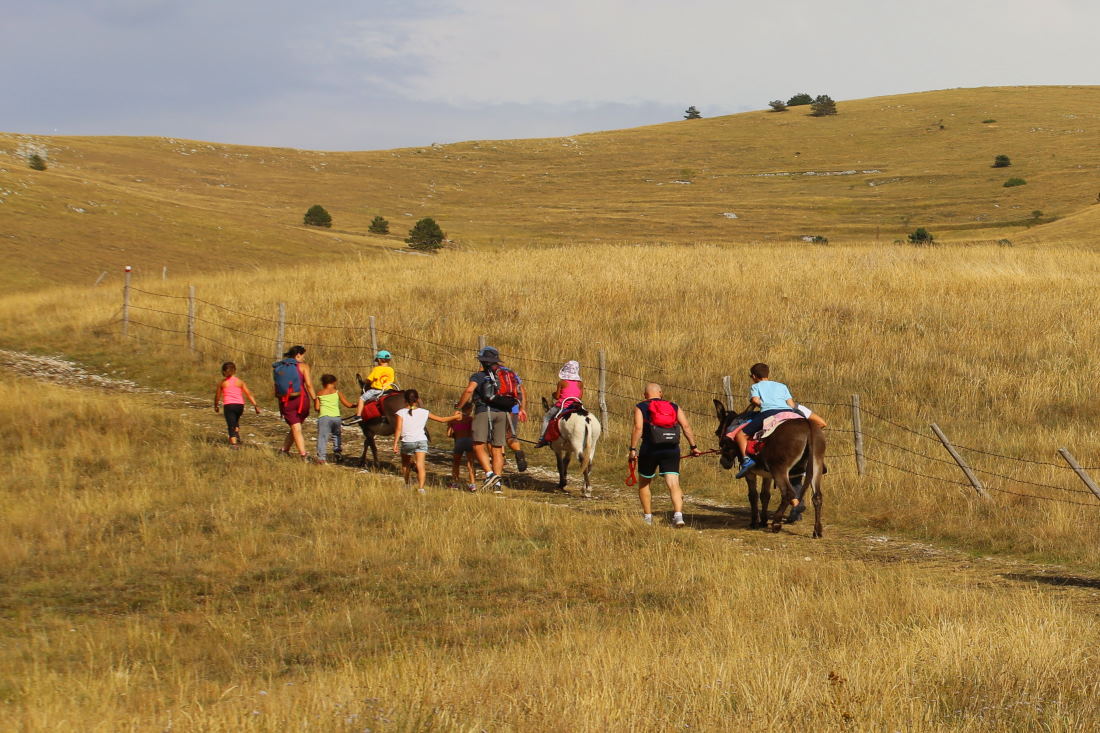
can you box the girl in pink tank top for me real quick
[214,362,260,446]
[536,361,585,446]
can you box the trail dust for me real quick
[4,348,1100,614]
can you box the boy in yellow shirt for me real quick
[359,350,396,405]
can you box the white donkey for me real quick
[541,397,602,497]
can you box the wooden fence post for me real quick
[722,375,735,411]
[276,302,286,358]
[162,266,168,281]
[369,315,378,356]
[187,285,196,355]
[598,349,609,433]
[851,394,865,477]
[122,265,132,337]
[478,334,487,352]
[930,423,991,499]
[1058,448,1100,503]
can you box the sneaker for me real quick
[492,475,504,494]
[515,451,528,472]
[672,512,686,528]
[735,457,756,479]
[480,472,499,492]
[467,483,477,493]
[316,458,327,465]
[643,514,653,525]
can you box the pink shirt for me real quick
[221,376,244,405]
[557,379,583,404]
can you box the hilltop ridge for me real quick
[1,86,1098,290]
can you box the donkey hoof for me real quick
[770,523,783,533]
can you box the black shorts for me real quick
[637,447,680,478]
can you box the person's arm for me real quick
[455,381,478,410]
[629,406,644,462]
[517,381,527,422]
[677,408,701,456]
[786,397,797,409]
[241,380,260,413]
[339,391,356,409]
[299,364,316,400]
[213,381,222,412]
[429,411,462,424]
[392,413,404,453]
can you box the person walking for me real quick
[628,383,701,526]
[273,345,316,459]
[314,374,356,464]
[392,389,461,492]
[455,346,523,493]
[449,403,477,491]
[213,361,259,447]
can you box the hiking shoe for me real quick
[515,451,528,472]
[735,457,756,479]
[467,483,477,493]
[643,514,653,525]
[492,475,505,494]
[672,512,686,528]
[480,472,500,492]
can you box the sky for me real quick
[3,0,1098,151]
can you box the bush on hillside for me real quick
[809,95,837,117]
[787,93,814,106]
[368,215,389,234]
[683,106,702,120]
[1003,178,1026,188]
[768,100,787,112]
[1031,210,1043,220]
[982,119,997,124]
[27,154,47,171]
[406,217,445,251]
[993,155,1012,168]
[303,204,332,228]
[907,227,935,245]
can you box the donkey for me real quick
[353,374,407,467]
[713,400,826,537]
[541,397,601,497]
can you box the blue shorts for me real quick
[401,440,429,455]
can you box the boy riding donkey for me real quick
[733,363,825,478]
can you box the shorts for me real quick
[401,440,429,455]
[637,447,680,479]
[279,395,310,426]
[472,410,509,447]
[453,436,474,454]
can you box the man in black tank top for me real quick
[628,383,702,527]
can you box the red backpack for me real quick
[648,399,678,427]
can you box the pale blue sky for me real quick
[4,0,1097,150]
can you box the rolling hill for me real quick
[1,85,1098,291]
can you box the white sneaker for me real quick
[492,475,504,494]
[480,472,499,492]
[643,514,653,525]
[672,512,685,528]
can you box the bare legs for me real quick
[473,443,504,476]
[282,423,306,456]
[636,474,684,516]
[401,451,428,490]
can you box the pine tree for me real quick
[786,93,813,106]
[768,100,787,112]
[809,95,837,116]
[683,106,702,119]
[368,215,389,234]
[406,217,445,251]
[303,204,332,228]
[27,154,47,171]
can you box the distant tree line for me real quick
[301,205,445,252]
[768,93,837,116]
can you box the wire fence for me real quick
[120,285,1100,511]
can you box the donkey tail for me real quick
[578,417,590,465]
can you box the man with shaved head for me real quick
[629,383,701,526]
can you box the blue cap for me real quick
[375,350,392,359]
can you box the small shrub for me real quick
[768,100,787,112]
[303,204,332,228]
[809,94,837,116]
[787,93,813,106]
[1003,178,1027,188]
[406,217,445,251]
[907,227,935,245]
[1031,210,1043,220]
[993,155,1012,168]
[997,238,1013,247]
[368,216,389,234]
[982,119,997,124]
[683,106,702,120]
[27,154,47,171]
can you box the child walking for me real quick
[213,362,259,447]
[448,403,477,491]
[392,389,461,492]
[314,374,356,464]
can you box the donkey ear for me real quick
[713,399,727,420]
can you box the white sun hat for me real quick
[558,360,582,381]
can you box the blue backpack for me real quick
[272,358,302,400]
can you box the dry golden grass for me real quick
[4,241,1100,568]
[2,86,1098,292]
[3,375,1100,731]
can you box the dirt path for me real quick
[5,348,1099,612]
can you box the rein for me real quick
[624,448,720,486]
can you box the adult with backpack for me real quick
[273,345,316,459]
[629,383,701,527]
[454,346,525,493]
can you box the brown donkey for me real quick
[352,375,408,467]
[713,400,826,537]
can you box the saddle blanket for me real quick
[544,399,584,443]
[755,411,804,440]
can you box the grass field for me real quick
[3,375,1100,731]
[2,86,1098,292]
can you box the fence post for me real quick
[275,302,286,359]
[1057,448,1100,503]
[598,349,609,433]
[122,265,132,337]
[722,375,735,411]
[478,334,487,351]
[162,266,168,281]
[187,285,196,355]
[94,271,107,286]
[369,315,378,356]
[851,394,865,477]
[930,423,991,499]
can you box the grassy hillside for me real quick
[4,375,1100,730]
[2,86,1098,291]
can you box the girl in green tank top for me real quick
[314,374,356,463]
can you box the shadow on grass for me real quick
[1002,573,1100,590]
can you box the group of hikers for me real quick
[212,343,825,525]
